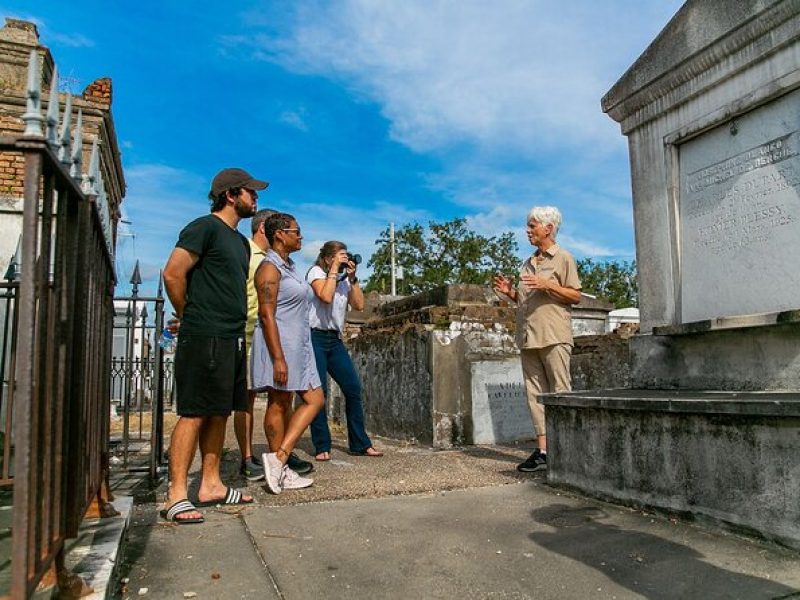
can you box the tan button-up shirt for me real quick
[515,244,581,349]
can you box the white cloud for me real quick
[225,0,679,261]
[244,0,682,156]
[299,239,325,263]
[220,1,682,264]
[123,164,209,236]
[279,109,309,131]
[557,233,629,259]
[49,31,95,48]
[465,205,517,236]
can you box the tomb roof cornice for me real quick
[602,0,800,133]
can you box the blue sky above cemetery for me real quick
[3,0,684,294]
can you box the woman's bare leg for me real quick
[273,387,324,464]
[264,389,291,452]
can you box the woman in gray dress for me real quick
[251,212,324,494]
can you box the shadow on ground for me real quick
[530,503,800,600]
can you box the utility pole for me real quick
[390,222,396,296]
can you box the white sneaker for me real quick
[262,452,283,495]
[281,466,313,490]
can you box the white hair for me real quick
[527,206,562,239]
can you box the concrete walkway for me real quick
[111,418,800,599]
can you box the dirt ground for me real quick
[130,399,538,508]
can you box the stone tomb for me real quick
[543,0,800,550]
[335,284,629,448]
[679,88,800,323]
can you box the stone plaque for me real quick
[679,88,800,322]
[470,360,533,444]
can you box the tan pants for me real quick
[519,344,572,436]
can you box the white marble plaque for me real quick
[470,360,534,444]
[679,88,800,322]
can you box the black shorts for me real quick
[174,334,247,416]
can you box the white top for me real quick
[307,265,351,333]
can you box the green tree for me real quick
[365,218,519,294]
[577,258,638,308]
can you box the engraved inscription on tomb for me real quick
[480,382,531,441]
[683,132,798,257]
[678,88,800,323]
[471,361,533,444]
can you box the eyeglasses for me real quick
[281,228,301,235]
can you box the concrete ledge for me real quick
[653,310,800,336]
[542,389,800,417]
[62,495,133,599]
[630,327,800,390]
[378,284,499,317]
[543,393,800,550]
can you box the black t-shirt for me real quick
[176,214,250,338]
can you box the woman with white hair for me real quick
[494,206,582,472]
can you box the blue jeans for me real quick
[309,329,372,454]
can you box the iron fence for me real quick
[110,290,171,480]
[0,281,19,487]
[4,50,118,599]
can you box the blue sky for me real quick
[4,1,684,296]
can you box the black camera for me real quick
[338,252,362,273]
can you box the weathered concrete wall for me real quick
[432,321,521,448]
[544,391,800,550]
[430,331,470,447]
[571,334,631,391]
[631,324,800,390]
[349,325,433,445]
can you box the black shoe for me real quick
[240,457,265,481]
[517,449,547,473]
[287,452,314,475]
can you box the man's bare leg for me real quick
[197,415,253,503]
[165,416,203,520]
[538,434,547,453]
[234,391,256,461]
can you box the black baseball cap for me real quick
[208,168,269,199]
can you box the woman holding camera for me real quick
[307,241,383,460]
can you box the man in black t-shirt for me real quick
[161,168,267,524]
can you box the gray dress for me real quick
[250,250,321,392]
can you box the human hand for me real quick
[273,357,288,387]
[520,273,551,291]
[166,313,181,336]
[493,274,514,296]
[346,258,357,281]
[329,250,349,276]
